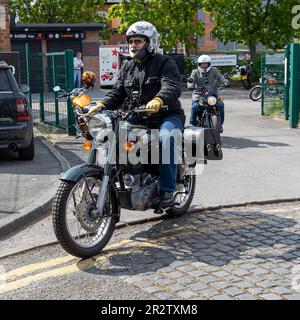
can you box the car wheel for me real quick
[19,136,35,161]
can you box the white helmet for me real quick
[198,55,212,72]
[126,21,159,54]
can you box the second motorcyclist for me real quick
[188,54,229,129]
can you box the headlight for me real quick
[87,114,112,139]
[208,96,217,106]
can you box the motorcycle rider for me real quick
[88,21,185,208]
[188,54,229,129]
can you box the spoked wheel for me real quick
[249,85,262,101]
[166,168,196,216]
[52,175,118,258]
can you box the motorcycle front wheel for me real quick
[210,114,222,132]
[52,175,118,258]
[249,85,262,101]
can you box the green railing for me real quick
[38,50,76,135]
[261,53,285,116]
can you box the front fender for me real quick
[60,164,121,222]
[60,164,103,183]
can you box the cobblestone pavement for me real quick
[1,202,300,300]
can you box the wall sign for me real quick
[210,54,237,67]
[10,32,45,41]
[47,32,85,40]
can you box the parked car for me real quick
[0,63,34,160]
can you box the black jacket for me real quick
[101,53,185,126]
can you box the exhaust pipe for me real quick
[8,143,18,152]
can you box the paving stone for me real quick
[223,287,245,297]
[143,286,163,294]
[285,294,300,300]
[210,282,230,290]
[200,275,219,284]
[261,293,282,300]
[166,284,186,292]
[213,295,232,300]
[271,287,292,295]
[273,268,291,275]
[257,280,277,289]
[154,291,179,300]
[212,270,230,278]
[237,281,253,289]
[199,288,220,298]
[188,283,209,291]
[177,290,199,300]
[237,294,257,300]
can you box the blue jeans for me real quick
[159,116,184,192]
[74,69,81,88]
[190,100,224,126]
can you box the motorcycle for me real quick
[51,85,223,258]
[236,62,253,90]
[249,74,283,101]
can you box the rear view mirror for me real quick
[19,84,30,94]
[53,86,61,92]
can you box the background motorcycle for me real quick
[236,62,253,90]
[249,74,283,101]
[51,86,223,258]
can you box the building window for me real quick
[210,31,216,41]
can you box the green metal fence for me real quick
[261,53,285,116]
[38,50,76,135]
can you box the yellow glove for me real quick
[144,97,163,113]
[88,102,106,115]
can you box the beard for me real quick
[129,48,140,58]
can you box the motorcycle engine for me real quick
[123,172,159,210]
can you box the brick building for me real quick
[0,0,11,52]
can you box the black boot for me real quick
[160,191,175,208]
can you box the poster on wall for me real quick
[99,45,129,86]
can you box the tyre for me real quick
[241,79,250,90]
[19,136,35,160]
[249,85,262,101]
[52,175,118,258]
[166,170,196,216]
[210,114,222,132]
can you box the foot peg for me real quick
[154,207,164,215]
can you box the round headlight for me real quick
[208,96,217,106]
[88,114,112,139]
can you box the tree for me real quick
[204,0,299,58]
[9,0,106,24]
[106,0,205,55]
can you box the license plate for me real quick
[0,118,13,124]
[242,75,248,80]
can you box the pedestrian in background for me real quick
[73,52,84,88]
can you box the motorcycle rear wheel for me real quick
[166,171,196,216]
[249,85,262,101]
[52,176,118,258]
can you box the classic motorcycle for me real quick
[191,84,224,133]
[236,62,253,90]
[51,86,223,258]
[249,75,283,101]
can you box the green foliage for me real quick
[9,0,106,23]
[265,99,284,117]
[204,0,299,58]
[106,0,205,54]
[184,57,197,75]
